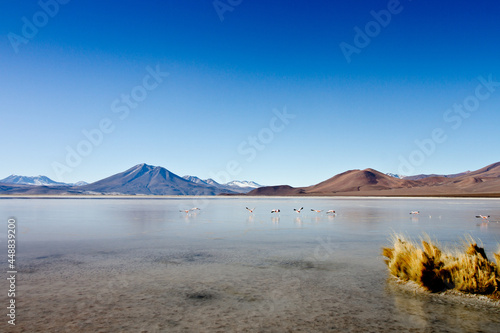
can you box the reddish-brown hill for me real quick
[306,168,415,193]
[435,162,500,194]
[247,162,500,197]
[455,161,500,179]
[247,185,304,196]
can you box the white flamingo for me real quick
[326,210,336,214]
[311,209,322,213]
[294,207,304,213]
[180,208,200,214]
[410,211,420,215]
[271,209,280,213]
[246,207,255,213]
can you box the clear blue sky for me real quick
[1,0,499,186]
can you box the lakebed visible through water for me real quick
[1,197,500,332]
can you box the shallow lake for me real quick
[1,197,500,332]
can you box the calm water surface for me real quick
[5,197,500,254]
[1,197,499,332]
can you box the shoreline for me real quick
[388,276,500,307]
[1,194,500,199]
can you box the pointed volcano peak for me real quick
[126,163,156,174]
[133,163,155,170]
[81,163,238,195]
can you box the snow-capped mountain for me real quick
[226,180,261,189]
[1,162,498,196]
[0,175,67,186]
[386,173,406,179]
[0,175,88,187]
[182,176,262,193]
[218,180,262,193]
[82,164,236,195]
[0,168,261,194]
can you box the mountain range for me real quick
[1,162,499,197]
[0,175,88,186]
[401,171,471,181]
[0,164,261,195]
[247,162,500,197]
[181,175,260,193]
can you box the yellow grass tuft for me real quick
[493,246,500,276]
[382,233,500,297]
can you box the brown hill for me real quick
[247,185,304,196]
[307,168,415,194]
[455,161,500,179]
[436,161,500,195]
[247,162,500,197]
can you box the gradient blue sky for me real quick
[1,0,500,187]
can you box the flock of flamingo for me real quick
[179,207,496,223]
[179,207,336,215]
[248,207,336,215]
[409,210,496,223]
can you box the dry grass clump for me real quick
[382,234,500,297]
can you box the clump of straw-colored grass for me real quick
[382,233,500,297]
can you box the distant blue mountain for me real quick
[0,175,87,186]
[182,175,262,194]
[402,171,470,180]
[0,175,67,186]
[182,175,210,185]
[0,164,257,195]
[81,163,236,195]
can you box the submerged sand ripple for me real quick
[3,245,499,333]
